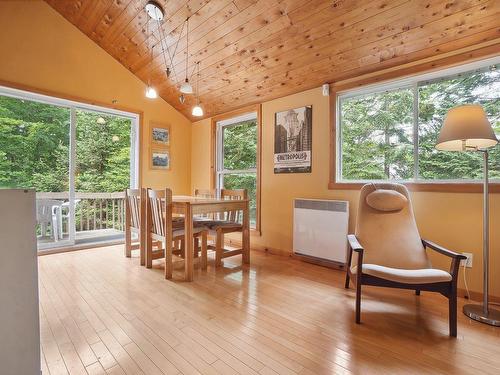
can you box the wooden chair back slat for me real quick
[126,189,141,229]
[194,188,217,219]
[221,189,247,223]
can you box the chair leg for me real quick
[165,239,172,279]
[180,239,185,259]
[355,281,362,324]
[146,236,153,269]
[125,226,131,258]
[201,232,207,270]
[415,289,421,296]
[194,237,199,258]
[345,272,350,289]
[449,288,458,337]
[215,229,223,267]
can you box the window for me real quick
[216,112,258,228]
[337,58,500,183]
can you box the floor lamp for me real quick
[436,104,499,326]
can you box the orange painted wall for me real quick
[0,1,191,194]
[192,86,500,298]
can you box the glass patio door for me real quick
[73,108,134,245]
[0,94,75,250]
[1,85,139,252]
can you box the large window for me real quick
[337,58,500,183]
[216,112,258,228]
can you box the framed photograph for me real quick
[150,149,170,170]
[151,123,170,146]
[274,105,312,173]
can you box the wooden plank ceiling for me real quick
[45,0,500,120]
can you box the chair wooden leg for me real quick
[125,226,131,258]
[146,236,153,269]
[415,289,421,296]
[449,288,458,337]
[355,281,362,324]
[345,272,350,289]
[215,229,223,267]
[194,237,199,258]
[180,239,185,259]
[165,239,172,279]
[201,231,207,270]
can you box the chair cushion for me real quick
[366,189,408,212]
[172,217,207,229]
[351,264,452,284]
[194,219,242,231]
[173,226,207,238]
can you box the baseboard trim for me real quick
[457,288,500,304]
[38,240,124,256]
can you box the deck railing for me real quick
[36,192,125,234]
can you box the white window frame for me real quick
[0,85,140,249]
[336,56,500,183]
[216,112,258,227]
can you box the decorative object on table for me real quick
[274,105,312,173]
[436,104,499,326]
[151,123,170,146]
[150,149,170,170]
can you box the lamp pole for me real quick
[463,149,500,326]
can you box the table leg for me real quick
[242,199,250,264]
[184,203,194,281]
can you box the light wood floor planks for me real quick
[38,245,500,375]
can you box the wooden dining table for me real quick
[172,195,250,281]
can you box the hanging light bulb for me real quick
[180,17,194,95]
[192,61,203,117]
[145,86,158,99]
[180,79,193,94]
[144,5,157,99]
[192,105,203,117]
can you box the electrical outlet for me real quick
[461,252,473,268]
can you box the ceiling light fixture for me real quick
[179,17,193,94]
[144,3,157,99]
[192,62,203,117]
[145,1,164,21]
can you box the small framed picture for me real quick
[150,149,170,170]
[151,124,170,146]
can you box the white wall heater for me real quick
[293,198,349,265]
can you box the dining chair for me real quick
[124,188,146,265]
[194,188,247,266]
[146,188,208,279]
[345,182,466,337]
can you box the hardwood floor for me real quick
[39,245,500,375]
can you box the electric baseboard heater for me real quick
[293,198,349,266]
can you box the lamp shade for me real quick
[436,104,498,151]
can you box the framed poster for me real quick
[150,148,170,170]
[151,123,170,146]
[274,105,312,173]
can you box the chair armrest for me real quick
[422,239,466,260]
[348,234,364,253]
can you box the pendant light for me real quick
[145,4,157,99]
[192,62,203,117]
[179,17,193,94]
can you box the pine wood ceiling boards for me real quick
[45,0,500,120]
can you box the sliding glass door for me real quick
[74,109,134,245]
[0,86,138,251]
